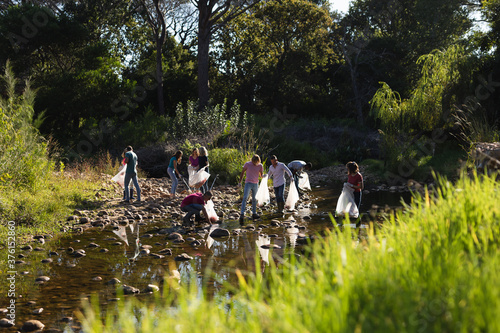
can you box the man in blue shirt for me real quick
[123,146,141,202]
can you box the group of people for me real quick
[118,145,364,225]
[167,146,210,197]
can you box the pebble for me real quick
[35,276,50,283]
[260,244,281,249]
[32,308,44,314]
[106,278,121,285]
[144,284,160,293]
[158,248,172,255]
[175,253,193,261]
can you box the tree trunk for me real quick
[198,7,211,111]
[350,64,364,125]
[156,37,165,115]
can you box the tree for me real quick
[212,0,333,113]
[0,3,131,148]
[370,45,471,169]
[193,0,262,111]
[337,0,475,124]
[137,0,170,114]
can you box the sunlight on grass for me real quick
[79,172,500,332]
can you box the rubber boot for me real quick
[130,188,134,200]
[277,202,284,214]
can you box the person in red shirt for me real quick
[346,161,364,210]
[180,191,212,225]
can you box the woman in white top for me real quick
[268,155,293,213]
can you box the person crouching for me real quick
[180,191,212,225]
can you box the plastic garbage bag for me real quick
[112,164,126,188]
[256,174,270,207]
[189,166,210,188]
[187,165,197,179]
[298,172,311,191]
[335,183,359,218]
[205,199,219,223]
[285,180,300,209]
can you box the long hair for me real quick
[174,150,183,159]
[199,146,208,156]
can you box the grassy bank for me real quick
[80,172,499,332]
[0,166,107,247]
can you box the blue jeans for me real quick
[274,184,285,203]
[124,173,141,201]
[241,182,258,215]
[167,167,178,195]
[181,203,204,221]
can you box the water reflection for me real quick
[1,185,410,331]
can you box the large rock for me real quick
[0,318,14,328]
[21,320,45,332]
[210,228,230,238]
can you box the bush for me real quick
[168,100,250,140]
[208,148,252,185]
[0,61,54,191]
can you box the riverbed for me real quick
[0,183,411,332]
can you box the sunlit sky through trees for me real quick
[330,0,351,13]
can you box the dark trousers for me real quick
[274,184,285,203]
[354,191,362,210]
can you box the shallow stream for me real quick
[1,183,411,332]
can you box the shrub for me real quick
[0,61,54,192]
[208,148,252,185]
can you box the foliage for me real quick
[167,100,249,140]
[213,0,333,113]
[0,61,54,191]
[208,148,253,185]
[80,173,500,332]
[370,45,470,172]
[116,106,169,148]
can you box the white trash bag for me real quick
[335,183,359,218]
[189,166,210,188]
[298,172,311,191]
[112,164,126,188]
[256,174,270,207]
[285,180,300,210]
[187,165,197,179]
[205,199,219,223]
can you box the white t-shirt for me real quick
[268,162,292,187]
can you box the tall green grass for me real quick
[80,172,500,332]
[0,61,54,191]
